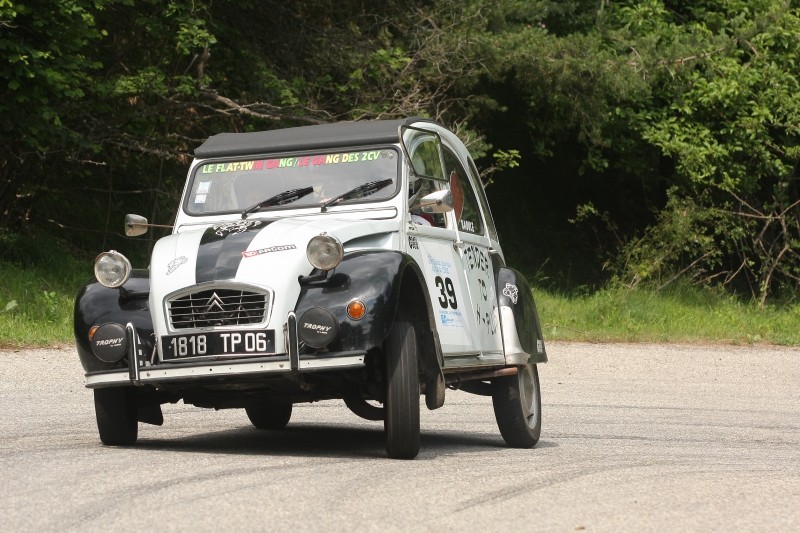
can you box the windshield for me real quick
[185,147,400,216]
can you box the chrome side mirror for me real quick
[418,190,454,214]
[124,214,149,237]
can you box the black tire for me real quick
[94,387,138,445]
[384,318,420,459]
[245,401,292,430]
[492,364,541,448]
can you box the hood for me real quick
[148,216,398,334]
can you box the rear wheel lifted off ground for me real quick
[246,401,293,430]
[94,387,138,445]
[492,364,541,448]
[384,318,420,459]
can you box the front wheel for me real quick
[94,387,138,445]
[492,364,541,448]
[245,401,292,430]
[384,318,420,459]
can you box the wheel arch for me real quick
[396,259,444,396]
[496,267,547,365]
[74,270,154,374]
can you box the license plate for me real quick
[161,330,275,360]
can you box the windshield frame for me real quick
[182,144,402,218]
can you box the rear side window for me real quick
[443,148,483,235]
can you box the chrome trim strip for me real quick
[85,354,366,387]
[287,312,299,371]
[299,354,365,371]
[126,322,140,383]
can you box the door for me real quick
[442,146,504,360]
[401,127,479,356]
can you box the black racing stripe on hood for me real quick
[195,220,272,283]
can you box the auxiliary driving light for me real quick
[298,307,339,348]
[89,322,128,362]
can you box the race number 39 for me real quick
[435,276,458,309]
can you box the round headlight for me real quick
[306,234,343,271]
[94,250,132,288]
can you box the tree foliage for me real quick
[0,0,798,303]
[609,0,800,305]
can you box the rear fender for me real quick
[496,267,547,364]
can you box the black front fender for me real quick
[295,250,418,353]
[73,270,154,374]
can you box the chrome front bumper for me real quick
[85,318,366,388]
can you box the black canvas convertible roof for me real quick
[193,117,436,159]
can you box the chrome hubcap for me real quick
[519,365,538,428]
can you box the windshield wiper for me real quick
[320,178,394,212]
[241,186,314,219]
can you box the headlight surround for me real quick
[94,250,132,288]
[306,234,343,271]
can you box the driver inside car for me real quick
[409,173,435,226]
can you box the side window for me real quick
[468,158,499,242]
[403,129,449,228]
[443,148,483,235]
[403,129,446,181]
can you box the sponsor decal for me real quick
[408,235,419,250]
[502,283,519,304]
[94,337,124,347]
[459,219,476,232]
[242,244,297,258]
[303,323,332,334]
[426,255,452,275]
[439,309,465,328]
[194,181,211,204]
[213,220,262,237]
[167,256,188,275]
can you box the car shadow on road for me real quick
[134,423,556,459]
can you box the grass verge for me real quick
[537,284,800,346]
[1,236,798,347]
[0,231,93,348]
[0,257,91,348]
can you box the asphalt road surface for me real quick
[1,342,798,532]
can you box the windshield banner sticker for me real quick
[200,150,391,174]
[242,244,297,258]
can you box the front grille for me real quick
[168,288,268,329]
